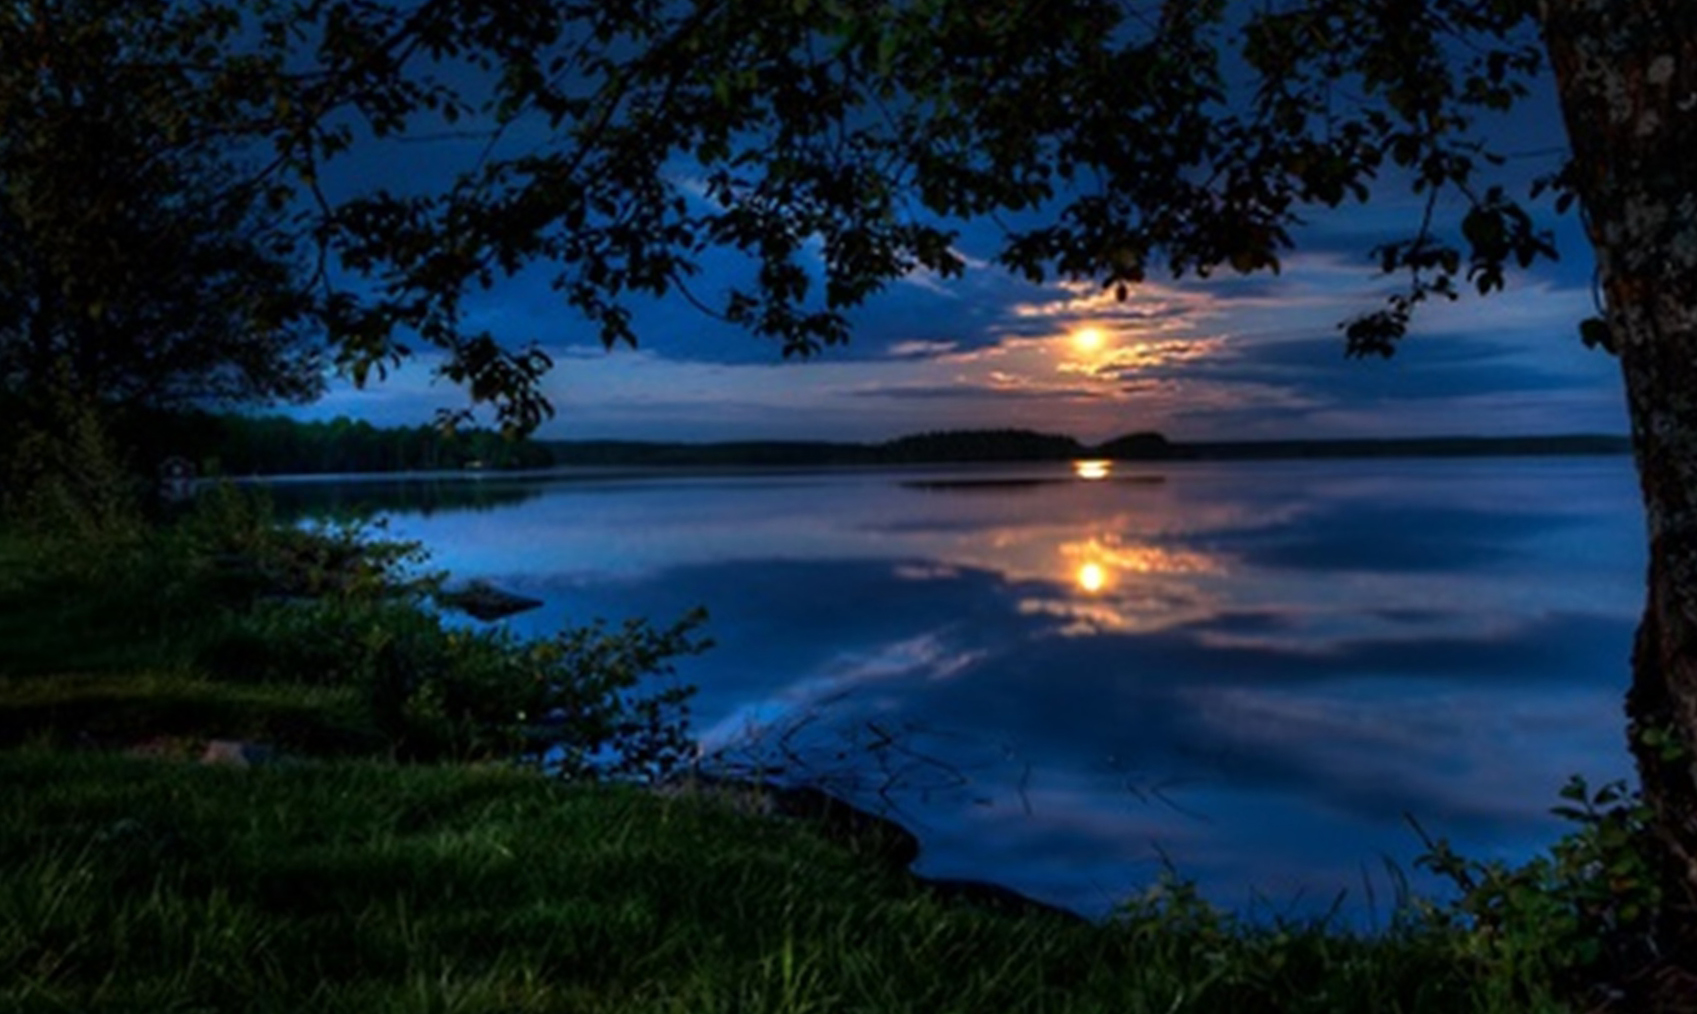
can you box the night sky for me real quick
[294,58,1625,445]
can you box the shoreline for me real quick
[654,770,1090,925]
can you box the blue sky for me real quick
[294,55,1626,445]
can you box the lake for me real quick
[278,456,1645,923]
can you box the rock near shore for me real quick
[654,770,1085,925]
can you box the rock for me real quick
[656,771,1088,923]
[437,580,544,621]
[777,784,924,869]
[656,772,920,868]
[916,876,1089,925]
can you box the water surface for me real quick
[284,457,1644,921]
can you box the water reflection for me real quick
[1073,459,1112,481]
[275,458,1644,922]
[265,474,545,521]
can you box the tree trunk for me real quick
[1539,0,1697,1000]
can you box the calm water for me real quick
[284,457,1645,921]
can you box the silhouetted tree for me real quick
[0,1,322,416]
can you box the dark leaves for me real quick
[1579,316,1616,355]
[3,0,1565,425]
[1343,307,1411,359]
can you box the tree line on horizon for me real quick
[163,413,1628,475]
[137,411,552,477]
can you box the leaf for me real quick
[1579,317,1616,354]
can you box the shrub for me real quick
[165,482,439,608]
[178,485,711,778]
[200,596,708,776]
[1412,774,1664,1008]
[0,386,148,582]
[370,608,709,776]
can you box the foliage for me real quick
[0,384,149,584]
[1100,771,1683,1013]
[1412,775,1665,1009]
[165,481,438,605]
[184,411,556,476]
[2,476,708,778]
[2,0,1570,434]
[171,488,704,775]
[167,484,708,776]
[200,597,708,775]
[0,1,322,414]
[1112,871,1476,1009]
[0,671,378,755]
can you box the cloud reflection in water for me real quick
[337,457,1642,921]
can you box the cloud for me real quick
[884,339,962,360]
[849,382,1110,402]
[896,268,965,299]
[1008,280,1202,327]
[1057,338,1227,380]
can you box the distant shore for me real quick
[537,431,1632,469]
[172,409,1634,475]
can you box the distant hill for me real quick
[1092,431,1175,460]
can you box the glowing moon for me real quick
[1071,327,1107,353]
[1077,562,1108,593]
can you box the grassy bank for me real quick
[3,751,1524,1014]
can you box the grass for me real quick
[0,527,382,755]
[0,751,1536,1014]
[0,671,381,755]
[0,563,178,677]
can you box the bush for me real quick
[367,608,708,776]
[200,595,708,776]
[179,484,711,777]
[4,470,711,780]
[164,482,438,608]
[1412,774,1664,1009]
[1,387,148,582]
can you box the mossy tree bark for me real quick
[1540,0,1697,990]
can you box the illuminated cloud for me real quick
[294,203,1624,442]
[1010,283,1200,328]
[1056,337,1228,380]
[884,339,962,360]
[849,382,1111,402]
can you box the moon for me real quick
[1072,327,1107,353]
[1077,562,1108,593]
